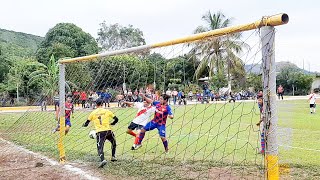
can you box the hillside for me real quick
[0,28,44,57]
[244,61,309,74]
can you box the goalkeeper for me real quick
[82,99,119,168]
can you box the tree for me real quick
[191,11,247,91]
[28,55,59,98]
[97,22,146,51]
[36,23,99,65]
[277,66,314,95]
[5,57,38,102]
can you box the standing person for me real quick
[165,89,172,104]
[172,89,178,105]
[101,89,111,108]
[53,91,59,111]
[257,90,263,116]
[73,90,80,107]
[116,93,124,107]
[256,90,265,154]
[188,91,193,101]
[133,94,174,153]
[92,91,99,109]
[53,97,74,135]
[82,99,119,168]
[277,85,284,100]
[127,89,133,102]
[308,91,316,114]
[41,93,47,111]
[123,101,155,148]
[80,91,87,109]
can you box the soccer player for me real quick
[133,94,174,153]
[308,91,316,114]
[53,97,74,135]
[123,101,155,149]
[82,99,119,168]
[277,85,284,100]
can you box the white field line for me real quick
[0,138,100,180]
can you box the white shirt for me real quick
[132,102,156,126]
[309,93,316,104]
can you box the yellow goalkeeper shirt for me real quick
[88,108,115,132]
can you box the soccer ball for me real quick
[89,130,96,139]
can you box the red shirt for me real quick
[80,92,87,100]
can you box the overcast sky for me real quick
[1,0,319,71]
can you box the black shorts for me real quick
[128,122,144,130]
[310,104,316,108]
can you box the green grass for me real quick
[0,100,319,179]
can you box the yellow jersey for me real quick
[88,108,115,133]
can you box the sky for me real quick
[0,0,319,71]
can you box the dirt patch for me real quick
[0,139,98,180]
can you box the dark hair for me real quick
[96,98,103,106]
[161,94,170,102]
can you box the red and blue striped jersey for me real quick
[151,101,173,125]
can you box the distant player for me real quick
[82,99,119,168]
[123,101,156,149]
[308,91,316,114]
[53,97,74,135]
[277,85,284,100]
[133,94,173,153]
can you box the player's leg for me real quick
[310,104,313,113]
[97,131,108,167]
[133,121,156,149]
[65,118,71,135]
[158,125,168,153]
[127,122,137,137]
[106,130,117,161]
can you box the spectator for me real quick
[80,91,87,108]
[54,91,59,111]
[172,89,178,105]
[188,91,193,101]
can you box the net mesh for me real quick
[1,28,278,179]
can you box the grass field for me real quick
[0,100,319,179]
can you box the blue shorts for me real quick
[143,121,166,137]
[58,117,71,127]
[65,117,71,127]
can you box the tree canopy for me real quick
[97,22,146,51]
[36,23,99,64]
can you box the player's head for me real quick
[96,98,103,107]
[160,94,170,105]
[66,97,72,102]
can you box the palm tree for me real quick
[28,55,59,99]
[191,11,247,91]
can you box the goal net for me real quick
[1,14,289,179]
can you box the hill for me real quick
[0,28,44,57]
[244,61,309,74]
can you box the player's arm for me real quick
[82,120,90,127]
[168,106,174,119]
[82,112,93,127]
[123,101,134,107]
[110,116,119,125]
[141,93,153,104]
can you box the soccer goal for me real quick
[5,13,289,179]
